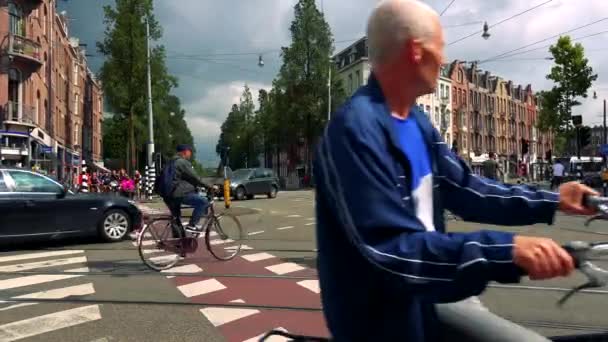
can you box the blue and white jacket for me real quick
[313,75,559,342]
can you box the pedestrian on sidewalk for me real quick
[482,152,502,181]
[551,160,564,190]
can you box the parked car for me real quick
[228,168,279,200]
[0,168,142,243]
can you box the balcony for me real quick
[1,102,37,128]
[2,34,43,71]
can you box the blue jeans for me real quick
[164,193,209,227]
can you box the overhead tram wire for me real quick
[447,0,554,46]
[477,29,608,64]
[439,0,456,16]
[478,17,608,64]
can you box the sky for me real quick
[59,0,608,166]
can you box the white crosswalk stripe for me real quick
[0,250,102,341]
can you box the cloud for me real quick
[182,81,271,163]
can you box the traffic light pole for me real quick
[576,126,581,160]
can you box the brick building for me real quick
[0,0,102,181]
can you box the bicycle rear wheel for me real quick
[205,214,244,261]
[138,218,184,271]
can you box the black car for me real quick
[0,168,142,243]
[229,168,280,200]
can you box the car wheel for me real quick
[268,185,278,199]
[235,187,246,201]
[99,209,131,242]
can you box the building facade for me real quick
[0,0,102,180]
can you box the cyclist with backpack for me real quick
[156,144,211,232]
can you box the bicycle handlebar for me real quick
[558,241,608,306]
[583,195,608,226]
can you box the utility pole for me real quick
[327,62,332,121]
[145,16,155,169]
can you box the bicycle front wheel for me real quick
[138,218,184,271]
[205,214,244,261]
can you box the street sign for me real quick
[601,144,608,156]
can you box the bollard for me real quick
[223,166,231,209]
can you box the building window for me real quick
[9,2,25,36]
[43,5,47,35]
[458,70,463,83]
[74,94,80,116]
[348,74,353,94]
[355,70,361,87]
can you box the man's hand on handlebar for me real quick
[513,236,575,280]
[558,182,599,215]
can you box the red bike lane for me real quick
[136,204,328,341]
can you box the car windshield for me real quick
[231,169,252,180]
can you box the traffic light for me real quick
[521,139,529,155]
[579,126,592,148]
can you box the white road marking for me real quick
[252,208,262,211]
[265,263,305,275]
[306,217,315,221]
[286,215,301,218]
[133,240,155,247]
[242,253,275,262]
[230,299,245,303]
[64,267,89,273]
[15,283,95,300]
[276,226,294,231]
[270,211,279,214]
[178,278,226,298]
[247,231,264,236]
[0,274,83,291]
[209,239,234,246]
[225,245,253,251]
[243,327,288,342]
[162,264,202,278]
[0,283,95,312]
[305,222,315,226]
[297,280,320,294]
[0,305,102,341]
[0,250,83,264]
[0,256,87,273]
[141,248,165,255]
[149,255,181,264]
[200,307,260,327]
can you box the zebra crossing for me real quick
[0,250,101,341]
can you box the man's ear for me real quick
[410,39,423,63]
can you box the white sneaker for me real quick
[185,224,203,233]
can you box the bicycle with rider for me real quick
[313,1,598,341]
[163,144,211,233]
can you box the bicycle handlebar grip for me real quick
[562,241,590,268]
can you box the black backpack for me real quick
[154,160,176,198]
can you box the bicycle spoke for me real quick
[206,215,244,261]
[138,219,184,271]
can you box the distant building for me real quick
[0,0,103,180]
[334,37,370,97]
[333,37,554,180]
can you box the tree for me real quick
[274,0,345,175]
[537,36,597,134]
[97,0,192,173]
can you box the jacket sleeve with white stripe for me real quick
[431,129,560,226]
[316,108,523,303]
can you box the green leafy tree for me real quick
[273,0,345,174]
[98,0,193,173]
[538,36,597,134]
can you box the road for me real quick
[0,190,606,341]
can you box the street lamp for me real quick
[481,22,490,40]
[258,55,264,68]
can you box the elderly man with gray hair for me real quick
[312,0,598,341]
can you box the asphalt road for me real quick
[0,190,607,341]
